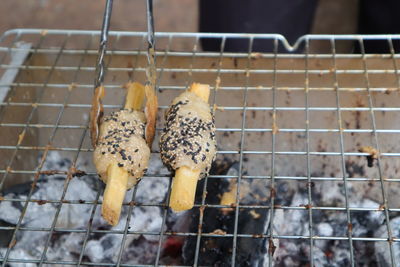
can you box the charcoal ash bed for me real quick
[1,30,400,266]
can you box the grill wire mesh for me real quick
[0,29,400,266]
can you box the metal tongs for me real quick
[90,0,157,148]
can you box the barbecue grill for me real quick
[1,28,400,266]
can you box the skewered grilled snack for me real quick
[160,83,217,211]
[92,82,157,225]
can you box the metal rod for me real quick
[331,37,355,267]
[1,81,399,93]
[193,36,226,267]
[94,0,113,89]
[153,35,174,267]
[304,37,315,266]
[231,37,253,267]
[267,37,279,267]
[146,0,155,51]
[359,38,397,267]
[5,62,400,75]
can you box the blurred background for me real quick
[0,0,357,49]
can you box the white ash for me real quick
[269,188,386,266]
[0,151,167,265]
[134,154,170,204]
[280,192,310,237]
[0,248,36,267]
[210,171,388,266]
[374,217,400,267]
[0,151,394,266]
[45,232,86,263]
[317,222,333,237]
[0,200,21,224]
[85,239,104,263]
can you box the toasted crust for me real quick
[90,86,105,148]
[145,83,158,147]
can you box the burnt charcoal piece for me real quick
[182,161,270,266]
[0,219,15,248]
[366,156,374,168]
[182,184,234,265]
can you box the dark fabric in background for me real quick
[358,0,400,53]
[199,0,318,52]
[200,0,400,53]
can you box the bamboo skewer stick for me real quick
[169,83,210,212]
[101,82,145,225]
[102,163,129,225]
[124,82,145,110]
[189,83,210,102]
[169,167,201,211]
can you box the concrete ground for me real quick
[0,0,197,34]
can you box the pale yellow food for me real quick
[93,110,150,189]
[93,82,150,225]
[101,164,128,225]
[220,182,237,214]
[160,83,217,211]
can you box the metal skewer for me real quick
[146,0,155,53]
[95,0,113,89]
[145,0,157,89]
[90,0,114,147]
[143,0,158,147]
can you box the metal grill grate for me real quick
[1,29,400,266]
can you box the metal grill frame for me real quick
[0,29,400,266]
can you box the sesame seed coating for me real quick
[93,109,150,188]
[160,91,217,175]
